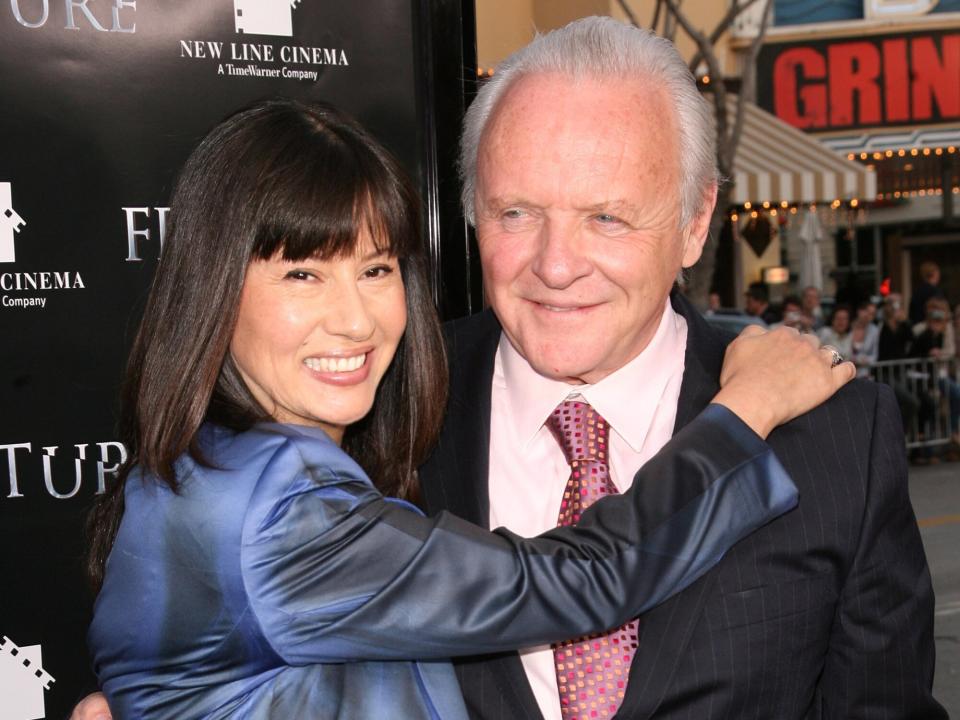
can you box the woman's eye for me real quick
[364,264,394,279]
[284,269,315,281]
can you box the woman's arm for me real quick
[243,324,852,663]
[241,405,792,664]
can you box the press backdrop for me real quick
[0,2,477,717]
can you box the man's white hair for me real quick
[459,16,718,229]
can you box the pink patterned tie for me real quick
[547,399,638,720]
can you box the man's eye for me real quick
[595,214,621,224]
[502,209,526,219]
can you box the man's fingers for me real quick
[832,361,856,389]
[739,323,766,338]
[800,332,821,351]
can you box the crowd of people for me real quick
[723,262,960,460]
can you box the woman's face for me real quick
[230,231,407,444]
[832,309,850,334]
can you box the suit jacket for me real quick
[90,413,794,719]
[420,291,946,719]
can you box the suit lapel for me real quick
[422,310,545,719]
[421,310,499,527]
[619,290,731,719]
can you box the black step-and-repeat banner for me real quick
[0,2,476,717]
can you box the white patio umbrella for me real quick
[798,208,824,291]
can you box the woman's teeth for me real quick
[304,354,367,373]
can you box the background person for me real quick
[419,17,944,720]
[744,282,778,325]
[817,304,853,361]
[775,294,814,333]
[850,300,880,376]
[76,99,847,720]
[877,293,919,433]
[801,285,825,331]
[913,297,960,452]
[910,260,946,325]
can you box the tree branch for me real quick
[728,0,773,164]
[615,0,642,28]
[688,0,767,73]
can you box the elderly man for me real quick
[420,17,943,720]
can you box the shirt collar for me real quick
[494,298,686,451]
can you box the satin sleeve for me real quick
[241,404,797,664]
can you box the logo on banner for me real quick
[0,182,26,264]
[0,636,55,720]
[235,0,301,37]
[179,0,348,83]
[0,182,87,310]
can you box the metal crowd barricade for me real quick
[868,357,958,449]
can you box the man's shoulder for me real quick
[770,377,897,456]
[441,309,502,364]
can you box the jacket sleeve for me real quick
[241,404,797,664]
[818,384,947,718]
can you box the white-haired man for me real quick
[420,17,944,720]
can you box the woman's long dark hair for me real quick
[87,99,448,591]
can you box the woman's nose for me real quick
[323,282,375,341]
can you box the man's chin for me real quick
[526,355,607,385]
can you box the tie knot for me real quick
[546,400,609,466]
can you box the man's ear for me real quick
[681,182,718,268]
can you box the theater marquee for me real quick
[757,27,960,133]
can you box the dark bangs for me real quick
[246,107,420,264]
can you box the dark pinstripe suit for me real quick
[419,291,946,719]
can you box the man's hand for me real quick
[713,325,856,439]
[70,692,111,720]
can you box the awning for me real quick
[729,97,876,206]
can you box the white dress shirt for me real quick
[487,298,689,720]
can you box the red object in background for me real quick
[766,30,960,131]
[880,277,891,296]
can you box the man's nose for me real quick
[530,220,592,289]
[323,282,376,341]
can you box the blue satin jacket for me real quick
[89,405,795,719]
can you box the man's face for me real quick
[474,73,713,384]
[802,287,820,311]
[745,295,764,316]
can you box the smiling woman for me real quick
[79,98,851,720]
[230,238,407,444]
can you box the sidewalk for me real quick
[909,462,960,716]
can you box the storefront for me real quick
[750,0,960,305]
